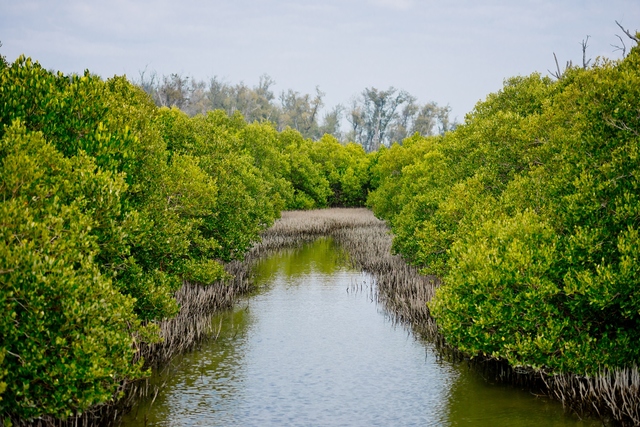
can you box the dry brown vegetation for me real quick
[544,368,640,425]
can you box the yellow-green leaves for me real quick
[370,47,640,376]
[0,123,142,419]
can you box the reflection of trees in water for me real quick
[443,362,602,427]
[122,307,253,425]
[252,237,350,282]
[123,237,348,425]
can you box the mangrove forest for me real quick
[0,33,639,426]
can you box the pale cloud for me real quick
[1,0,637,123]
[372,0,414,10]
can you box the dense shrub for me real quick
[310,135,370,207]
[369,46,640,374]
[0,122,147,419]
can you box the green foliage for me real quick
[310,135,370,207]
[0,57,273,420]
[154,108,282,261]
[1,57,169,320]
[430,211,568,370]
[236,121,294,211]
[370,47,640,374]
[367,133,454,271]
[277,128,332,210]
[0,123,146,419]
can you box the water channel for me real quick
[121,238,601,426]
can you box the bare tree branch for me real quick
[616,20,639,43]
[611,34,627,57]
[605,114,640,137]
[549,53,573,80]
[550,52,562,79]
[581,35,592,69]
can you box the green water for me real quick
[120,238,602,426]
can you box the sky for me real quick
[1,0,638,123]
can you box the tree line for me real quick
[136,70,455,150]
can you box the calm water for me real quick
[121,238,601,426]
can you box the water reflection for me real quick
[125,307,253,425]
[445,363,601,426]
[121,238,601,426]
[251,237,350,282]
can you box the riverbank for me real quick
[126,208,439,426]
[152,208,638,425]
[248,209,639,426]
[17,208,636,426]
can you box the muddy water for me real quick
[121,238,600,426]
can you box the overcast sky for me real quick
[1,0,638,122]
